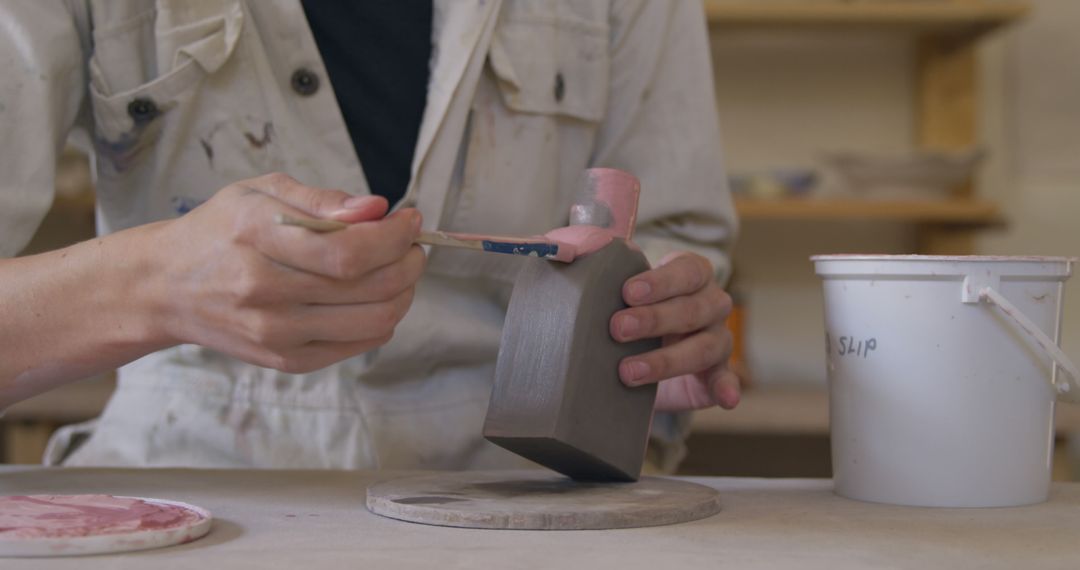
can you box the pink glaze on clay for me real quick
[582,168,641,241]
[542,168,642,261]
[0,495,205,539]
[543,226,614,261]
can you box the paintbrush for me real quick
[275,214,573,262]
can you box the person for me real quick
[0,0,738,471]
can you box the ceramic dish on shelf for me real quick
[729,168,819,200]
[823,148,984,200]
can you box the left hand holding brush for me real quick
[609,252,739,412]
[153,173,425,374]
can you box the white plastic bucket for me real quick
[812,255,1079,507]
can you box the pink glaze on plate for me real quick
[0,495,205,539]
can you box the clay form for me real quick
[279,168,657,481]
[366,470,721,530]
[0,495,211,557]
[569,168,641,239]
[482,168,655,482]
[483,238,660,481]
[540,167,642,258]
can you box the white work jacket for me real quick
[0,0,737,470]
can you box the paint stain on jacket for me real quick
[95,129,154,174]
[243,122,274,149]
[171,196,205,215]
[199,138,215,168]
[198,118,278,173]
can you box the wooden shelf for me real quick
[705,0,1030,35]
[1,374,115,423]
[693,387,830,435]
[691,386,1080,436]
[735,197,1002,224]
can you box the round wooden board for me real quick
[366,470,721,530]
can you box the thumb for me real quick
[327,195,389,223]
[254,172,388,223]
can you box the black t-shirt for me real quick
[301,0,433,206]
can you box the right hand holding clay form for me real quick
[149,173,425,373]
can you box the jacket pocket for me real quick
[426,4,612,285]
[488,11,609,122]
[87,1,244,153]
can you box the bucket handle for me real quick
[975,286,1080,403]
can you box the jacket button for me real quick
[291,68,320,96]
[127,98,159,124]
[553,72,565,103]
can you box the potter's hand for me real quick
[152,173,425,373]
[610,252,738,412]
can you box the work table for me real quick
[1,467,1078,569]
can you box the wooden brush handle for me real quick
[275,214,502,254]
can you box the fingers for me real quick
[710,366,741,410]
[610,283,731,342]
[327,195,390,224]
[163,174,426,374]
[240,337,393,375]
[619,324,732,387]
[246,172,388,222]
[215,174,421,279]
[611,250,738,412]
[653,366,741,413]
[622,252,714,307]
[217,287,416,371]
[227,174,420,279]
[245,246,427,306]
[278,339,392,373]
[232,173,408,279]
[312,244,425,304]
[257,206,422,279]
[654,374,717,412]
[291,286,416,343]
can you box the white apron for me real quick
[0,0,737,470]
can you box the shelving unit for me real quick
[735,196,1001,224]
[691,387,1080,436]
[704,0,1028,35]
[707,0,1030,254]
[682,387,1079,479]
[692,2,1041,459]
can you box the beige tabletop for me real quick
[1,467,1078,569]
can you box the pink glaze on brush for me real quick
[421,169,643,263]
[435,231,557,245]
[0,495,205,539]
